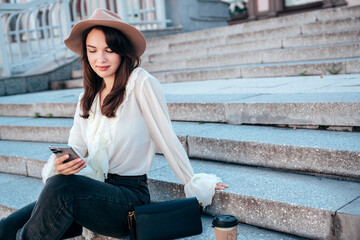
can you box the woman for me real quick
[0,9,227,240]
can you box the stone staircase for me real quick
[67,5,360,87]
[1,4,360,240]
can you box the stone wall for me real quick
[0,57,81,96]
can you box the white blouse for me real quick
[42,67,220,207]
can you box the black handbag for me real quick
[128,197,203,240]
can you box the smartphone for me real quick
[49,145,82,163]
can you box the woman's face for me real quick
[85,28,121,82]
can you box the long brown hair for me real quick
[80,26,140,118]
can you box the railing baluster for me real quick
[6,13,16,64]
[50,3,58,59]
[130,0,135,24]
[0,13,11,76]
[15,12,24,61]
[57,1,64,42]
[116,0,127,21]
[33,8,41,56]
[80,0,85,19]
[41,5,50,52]
[72,0,77,22]
[25,11,33,59]
[63,0,73,34]
[86,0,92,17]
[141,0,145,24]
[154,0,165,29]
[109,0,115,13]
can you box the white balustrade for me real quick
[0,0,167,77]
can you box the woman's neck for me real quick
[103,76,114,91]
[100,77,114,107]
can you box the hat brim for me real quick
[64,19,146,57]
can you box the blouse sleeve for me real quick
[137,74,221,207]
[67,93,88,158]
[41,93,89,183]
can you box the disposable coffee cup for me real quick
[212,215,238,240]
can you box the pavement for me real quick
[0,74,359,104]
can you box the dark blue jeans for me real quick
[0,174,150,240]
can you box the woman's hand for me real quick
[54,154,86,175]
[216,182,228,190]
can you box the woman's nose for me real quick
[98,52,107,62]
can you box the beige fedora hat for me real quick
[64,8,146,57]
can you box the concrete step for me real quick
[145,17,360,58]
[146,22,360,58]
[70,58,360,83]
[154,58,360,82]
[0,151,359,239]
[72,70,83,79]
[0,112,359,180]
[146,25,301,56]
[145,5,360,50]
[300,17,360,35]
[0,173,307,240]
[149,157,360,240]
[1,74,359,127]
[145,29,360,62]
[162,74,360,127]
[226,18,360,46]
[142,43,360,72]
[282,29,360,48]
[2,98,358,127]
[50,78,83,90]
[0,88,80,117]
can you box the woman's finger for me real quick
[55,155,86,175]
[61,161,86,175]
[64,158,85,170]
[60,159,86,175]
[54,154,69,172]
[55,154,70,165]
[215,182,228,190]
[218,182,228,187]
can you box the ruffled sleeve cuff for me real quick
[184,173,222,208]
[41,154,58,184]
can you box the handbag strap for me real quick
[201,209,215,217]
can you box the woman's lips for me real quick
[97,66,110,71]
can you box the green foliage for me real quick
[299,70,307,76]
[223,0,248,14]
[326,64,342,75]
[34,113,54,118]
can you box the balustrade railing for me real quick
[0,0,166,77]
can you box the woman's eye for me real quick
[88,50,96,53]
[106,50,114,53]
